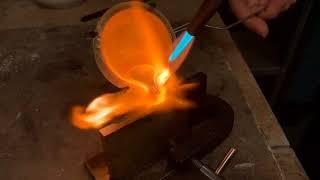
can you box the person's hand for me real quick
[229,0,296,38]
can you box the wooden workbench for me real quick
[0,0,307,179]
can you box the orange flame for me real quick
[71,2,194,129]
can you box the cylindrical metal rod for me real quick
[192,159,222,180]
[215,147,236,175]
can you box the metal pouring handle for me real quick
[187,0,223,35]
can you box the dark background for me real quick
[220,0,319,179]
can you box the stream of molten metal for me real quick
[71,2,194,129]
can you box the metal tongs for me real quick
[173,6,266,33]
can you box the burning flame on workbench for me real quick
[71,2,194,129]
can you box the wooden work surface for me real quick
[0,0,307,179]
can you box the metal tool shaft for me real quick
[187,0,222,35]
[160,147,237,180]
[215,147,236,175]
[192,159,222,180]
[173,5,266,33]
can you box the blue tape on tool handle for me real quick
[169,31,194,62]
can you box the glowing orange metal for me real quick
[71,2,193,129]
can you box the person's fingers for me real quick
[259,0,287,19]
[243,16,269,37]
[248,0,269,9]
[247,0,259,7]
[229,0,269,37]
